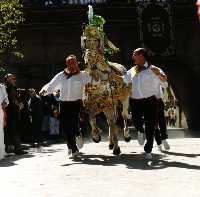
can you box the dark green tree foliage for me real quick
[0,0,24,64]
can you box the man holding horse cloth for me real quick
[40,55,91,159]
[123,48,167,159]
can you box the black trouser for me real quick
[60,100,81,153]
[31,117,43,143]
[4,107,22,153]
[154,98,168,145]
[130,96,158,153]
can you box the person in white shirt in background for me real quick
[123,48,167,159]
[154,85,170,151]
[40,55,91,158]
[0,84,9,159]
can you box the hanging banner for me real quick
[137,2,175,56]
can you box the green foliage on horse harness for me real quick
[90,15,106,29]
[89,15,120,61]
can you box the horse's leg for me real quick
[106,112,121,155]
[108,126,114,150]
[123,116,131,142]
[90,117,101,143]
[122,99,131,142]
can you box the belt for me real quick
[132,95,156,101]
[61,99,81,104]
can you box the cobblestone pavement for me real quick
[0,135,200,197]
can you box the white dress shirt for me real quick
[124,64,167,99]
[41,71,91,101]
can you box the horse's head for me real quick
[82,26,103,52]
[84,48,111,74]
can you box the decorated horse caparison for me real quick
[82,6,131,155]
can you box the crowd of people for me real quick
[0,73,67,159]
[0,48,176,160]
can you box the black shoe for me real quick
[14,150,28,155]
[5,145,15,153]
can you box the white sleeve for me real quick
[2,85,9,106]
[123,70,132,84]
[40,72,63,95]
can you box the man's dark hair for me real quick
[66,54,77,61]
[133,48,151,62]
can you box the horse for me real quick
[81,20,132,155]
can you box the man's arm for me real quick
[151,66,167,82]
[111,72,124,83]
[40,72,62,96]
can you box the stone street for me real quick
[0,130,200,197]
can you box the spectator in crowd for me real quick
[0,84,9,159]
[48,90,61,139]
[17,88,32,143]
[154,86,170,151]
[168,107,177,128]
[40,93,53,140]
[4,74,27,155]
[28,88,43,145]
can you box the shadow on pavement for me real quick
[0,143,64,167]
[61,153,200,170]
[162,150,200,158]
[0,154,34,167]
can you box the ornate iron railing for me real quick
[22,0,109,7]
[21,0,196,7]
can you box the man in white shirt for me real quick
[154,86,170,151]
[124,48,167,159]
[40,55,91,158]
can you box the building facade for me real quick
[6,0,200,129]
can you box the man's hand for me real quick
[151,67,167,82]
[151,66,161,75]
[19,102,24,110]
[2,101,8,109]
[39,89,47,96]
